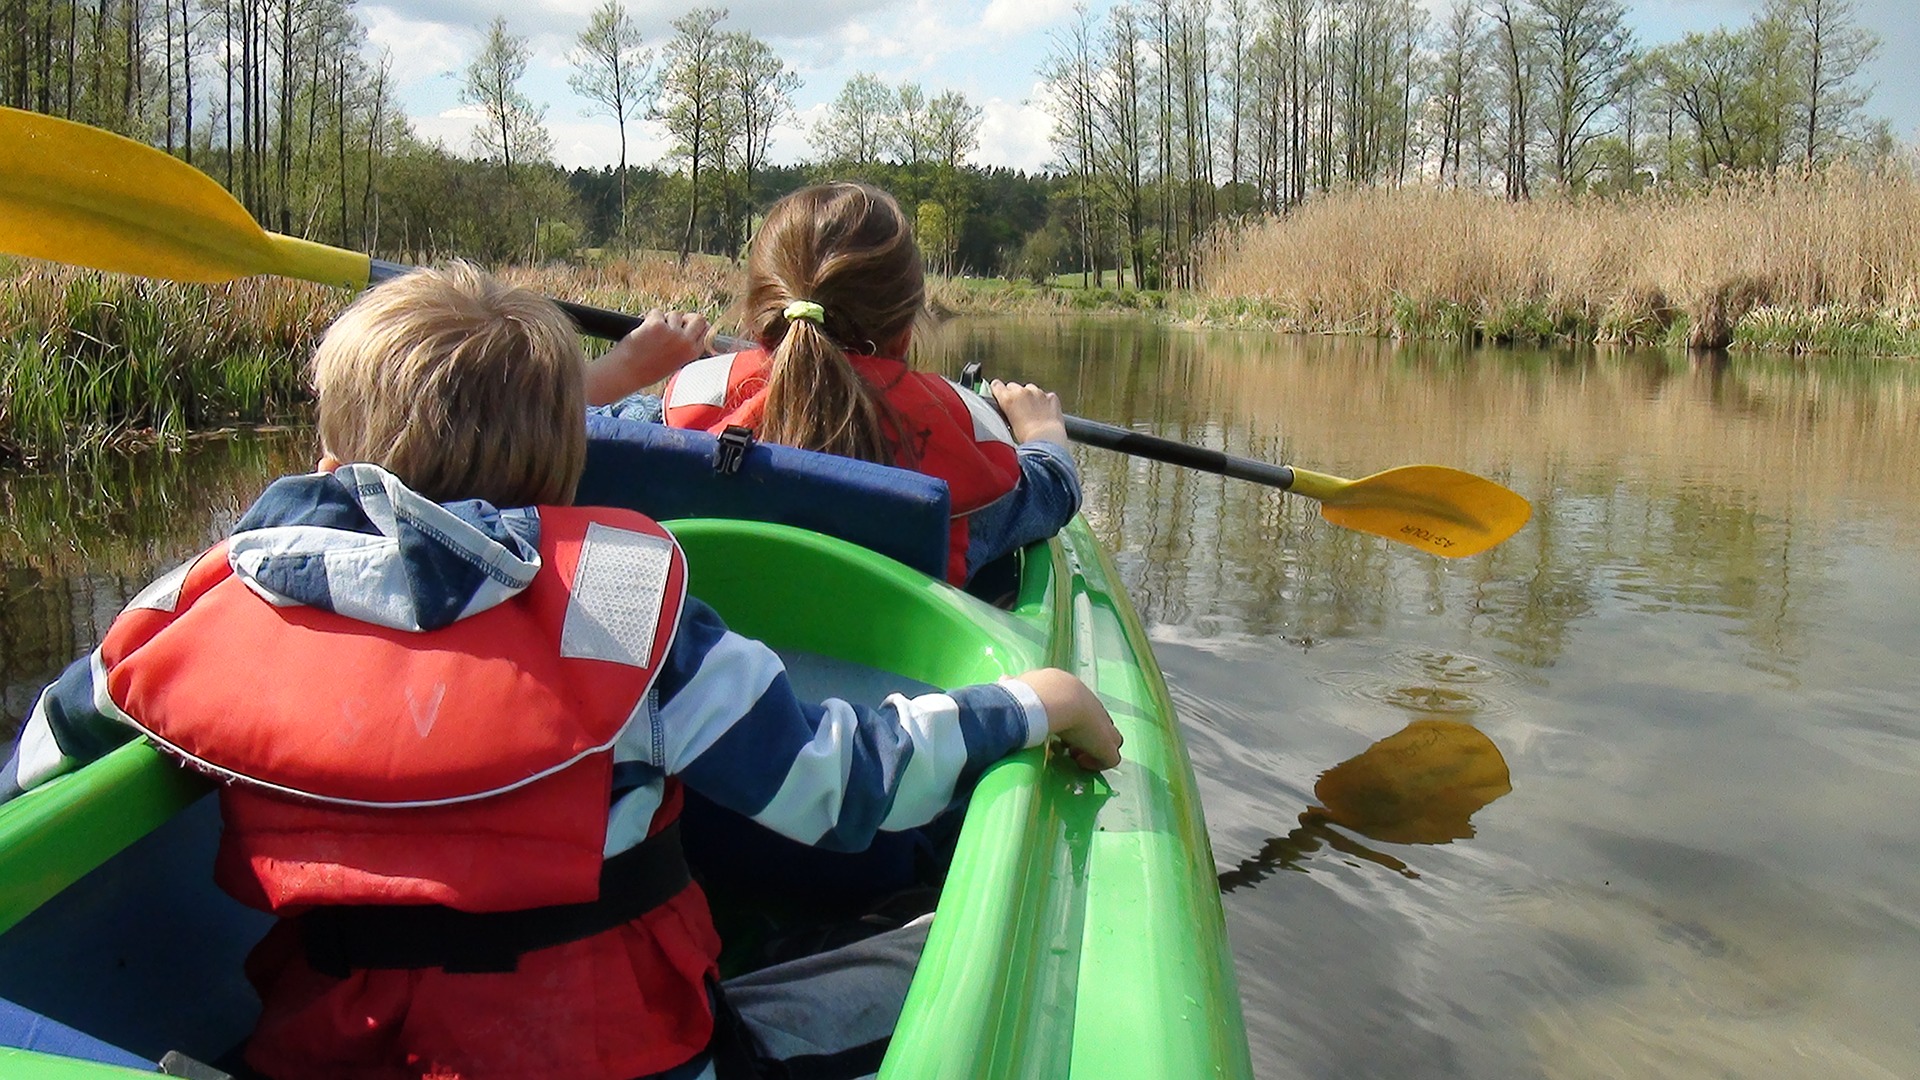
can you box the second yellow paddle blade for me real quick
[1307,464,1533,559]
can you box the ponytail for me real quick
[757,317,898,465]
[739,183,926,466]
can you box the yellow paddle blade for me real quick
[1314,719,1512,845]
[1290,464,1532,559]
[0,107,368,289]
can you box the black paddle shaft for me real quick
[372,259,647,342]
[1061,415,1296,490]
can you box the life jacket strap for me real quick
[297,820,691,976]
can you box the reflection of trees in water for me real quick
[1,431,308,738]
[929,320,1901,673]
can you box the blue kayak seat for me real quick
[580,417,952,581]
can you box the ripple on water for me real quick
[1313,646,1531,721]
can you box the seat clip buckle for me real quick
[713,425,755,476]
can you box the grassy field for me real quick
[1197,166,1920,355]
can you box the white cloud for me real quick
[975,89,1054,173]
[981,0,1073,37]
[362,6,471,88]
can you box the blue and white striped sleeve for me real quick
[964,441,1083,581]
[636,598,1047,851]
[1,652,135,803]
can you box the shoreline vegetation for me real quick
[1197,166,1920,354]
[5,169,1918,458]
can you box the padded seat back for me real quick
[580,417,951,580]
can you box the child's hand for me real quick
[1013,668,1123,771]
[584,309,712,405]
[990,380,1069,448]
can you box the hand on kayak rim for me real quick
[1015,668,1123,770]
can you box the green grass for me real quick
[0,265,337,461]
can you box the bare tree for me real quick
[1765,0,1878,166]
[1531,0,1633,189]
[1041,3,1100,284]
[1432,0,1483,185]
[569,0,651,248]
[1485,0,1538,200]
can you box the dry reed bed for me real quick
[1199,170,1920,354]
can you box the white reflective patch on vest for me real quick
[667,353,735,410]
[122,558,195,614]
[561,524,673,668]
[948,378,1017,446]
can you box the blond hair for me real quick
[741,182,924,465]
[312,263,586,507]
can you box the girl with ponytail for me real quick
[662,182,1082,586]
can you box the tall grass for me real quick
[1198,167,1920,354]
[0,263,341,459]
[0,254,750,459]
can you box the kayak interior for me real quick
[0,419,1253,1077]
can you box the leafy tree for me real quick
[656,6,728,261]
[723,30,798,249]
[1650,23,1796,175]
[928,90,984,170]
[569,0,651,248]
[888,82,936,165]
[812,72,895,168]
[1765,0,1879,166]
[1530,0,1634,189]
[462,16,550,173]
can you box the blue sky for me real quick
[363,0,1917,175]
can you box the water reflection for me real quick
[0,430,309,737]
[1219,719,1512,888]
[931,319,1920,1079]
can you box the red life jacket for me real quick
[97,507,718,1080]
[663,349,1021,584]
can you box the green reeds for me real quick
[1,263,340,460]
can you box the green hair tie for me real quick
[783,300,826,325]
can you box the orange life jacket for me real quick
[663,349,1020,584]
[97,507,716,1080]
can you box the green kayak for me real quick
[0,509,1252,1078]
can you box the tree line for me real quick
[0,0,1034,269]
[0,0,1892,282]
[1041,0,1888,288]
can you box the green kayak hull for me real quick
[0,516,1253,1079]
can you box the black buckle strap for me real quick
[299,820,691,977]
[713,425,756,475]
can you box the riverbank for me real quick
[0,252,1158,457]
[1197,167,1920,356]
[12,174,1918,458]
[0,256,739,460]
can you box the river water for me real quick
[6,319,1920,1078]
